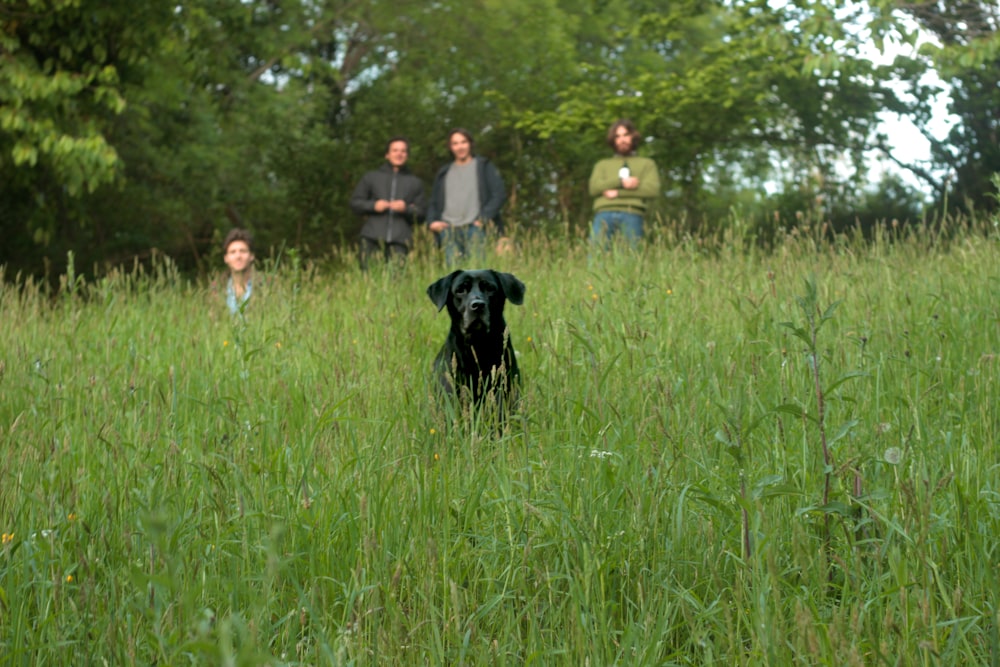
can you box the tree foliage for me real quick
[862,0,1000,211]
[1,0,997,277]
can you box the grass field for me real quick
[1,221,999,665]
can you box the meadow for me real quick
[1,220,998,665]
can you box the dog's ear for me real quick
[493,271,525,306]
[427,270,464,311]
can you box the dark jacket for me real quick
[350,163,426,245]
[426,157,506,234]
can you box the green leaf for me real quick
[12,141,39,166]
[796,501,854,518]
[820,300,841,322]
[827,419,859,447]
[773,403,816,424]
[824,371,869,395]
[780,321,812,348]
[751,475,802,501]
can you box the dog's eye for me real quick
[481,282,496,293]
[455,282,470,294]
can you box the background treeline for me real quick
[2,0,998,277]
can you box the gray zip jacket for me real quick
[350,163,426,244]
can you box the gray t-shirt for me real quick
[441,159,479,227]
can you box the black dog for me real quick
[427,269,525,416]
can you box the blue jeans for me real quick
[439,224,486,266]
[591,210,644,250]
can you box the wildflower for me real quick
[526,336,532,343]
[1,533,13,545]
[434,453,440,461]
[590,449,613,460]
[591,293,598,301]
[67,513,77,522]
[666,289,673,296]
[65,575,74,583]
[429,428,437,435]
[223,340,229,347]
[275,342,282,349]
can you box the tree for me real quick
[847,1,1000,213]
[6,0,991,278]
[511,0,907,230]
[0,0,157,198]
[1,0,178,270]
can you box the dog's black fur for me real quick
[427,269,525,415]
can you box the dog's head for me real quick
[427,269,525,338]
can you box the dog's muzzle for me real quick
[461,298,490,335]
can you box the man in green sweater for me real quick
[588,119,661,249]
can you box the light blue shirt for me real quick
[226,277,252,315]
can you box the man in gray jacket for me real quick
[350,137,426,270]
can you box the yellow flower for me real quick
[275,342,282,349]
[429,428,437,435]
[67,513,77,522]
[591,293,598,300]
[526,336,532,343]
[1,533,12,545]
[65,575,74,583]
[434,453,440,461]
[223,340,229,347]
[667,289,673,295]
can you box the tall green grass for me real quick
[1,220,999,665]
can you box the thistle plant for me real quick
[779,277,865,545]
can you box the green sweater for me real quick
[588,155,661,214]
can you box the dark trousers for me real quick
[360,237,408,271]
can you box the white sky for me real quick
[763,0,959,194]
[862,33,958,192]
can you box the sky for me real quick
[862,34,958,193]
[762,0,959,195]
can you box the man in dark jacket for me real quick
[350,137,426,270]
[426,128,506,265]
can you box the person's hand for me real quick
[429,221,450,232]
[621,176,639,189]
[374,199,390,212]
[473,220,483,227]
[603,189,619,199]
[388,200,407,213]
[496,236,515,255]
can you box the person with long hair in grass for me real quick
[588,119,661,250]
[222,228,255,315]
[426,128,507,265]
